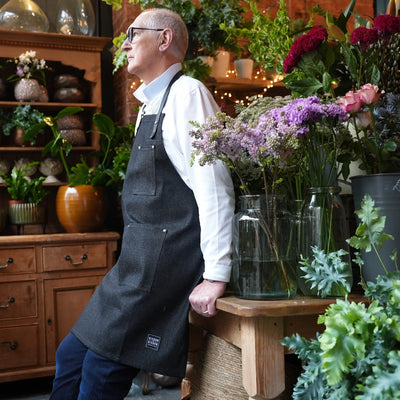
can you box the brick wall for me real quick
[112,0,142,126]
[111,0,375,125]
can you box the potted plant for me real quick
[7,50,50,102]
[25,106,134,233]
[2,162,48,231]
[1,103,45,146]
[282,194,400,399]
[220,0,304,78]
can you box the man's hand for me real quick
[189,280,227,317]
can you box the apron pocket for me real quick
[117,223,167,292]
[129,145,156,196]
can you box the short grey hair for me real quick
[141,8,188,60]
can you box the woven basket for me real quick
[190,333,301,400]
[190,334,248,400]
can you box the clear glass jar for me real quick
[231,195,297,300]
[0,0,49,32]
[297,186,353,296]
[54,0,95,36]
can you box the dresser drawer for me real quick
[0,325,39,370]
[0,281,37,321]
[42,242,108,272]
[0,248,35,275]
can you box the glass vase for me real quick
[297,186,353,296]
[231,195,297,300]
[54,0,95,36]
[0,0,49,32]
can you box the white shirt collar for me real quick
[134,63,182,105]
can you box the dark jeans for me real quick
[50,332,139,400]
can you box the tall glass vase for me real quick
[54,0,95,36]
[231,195,297,300]
[0,0,49,32]
[297,186,353,296]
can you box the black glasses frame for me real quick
[126,27,164,42]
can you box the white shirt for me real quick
[134,64,235,282]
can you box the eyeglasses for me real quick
[126,26,164,42]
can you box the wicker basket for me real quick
[190,333,301,400]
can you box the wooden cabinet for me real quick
[0,232,119,383]
[0,30,111,234]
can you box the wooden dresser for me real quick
[0,231,119,383]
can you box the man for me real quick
[50,7,234,400]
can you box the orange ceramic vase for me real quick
[56,185,107,233]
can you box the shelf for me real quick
[0,101,98,109]
[206,77,284,91]
[0,181,68,187]
[0,146,97,152]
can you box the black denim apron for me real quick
[72,71,204,377]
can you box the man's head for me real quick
[122,8,188,83]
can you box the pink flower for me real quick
[354,111,372,129]
[357,84,382,105]
[336,91,362,113]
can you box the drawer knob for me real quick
[0,297,15,309]
[0,258,13,269]
[0,341,18,351]
[65,253,88,266]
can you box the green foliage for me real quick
[2,163,48,204]
[100,0,123,9]
[112,33,127,74]
[26,108,133,188]
[1,103,45,143]
[110,0,247,77]
[298,247,352,298]
[221,0,295,74]
[131,0,246,56]
[282,194,400,400]
[106,139,133,196]
[347,194,394,276]
[68,113,134,187]
[182,58,211,81]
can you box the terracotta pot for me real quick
[56,185,107,233]
[12,127,28,146]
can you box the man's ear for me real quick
[158,28,173,52]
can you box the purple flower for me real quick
[16,66,25,77]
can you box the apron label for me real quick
[146,334,161,351]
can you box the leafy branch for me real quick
[282,194,400,399]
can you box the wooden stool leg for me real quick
[181,324,204,400]
[241,316,285,400]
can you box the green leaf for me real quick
[319,300,378,385]
[356,351,400,400]
[299,246,352,298]
[283,77,323,97]
[347,194,394,253]
[341,45,359,80]
[54,106,84,120]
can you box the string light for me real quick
[127,69,284,110]
[211,70,284,108]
